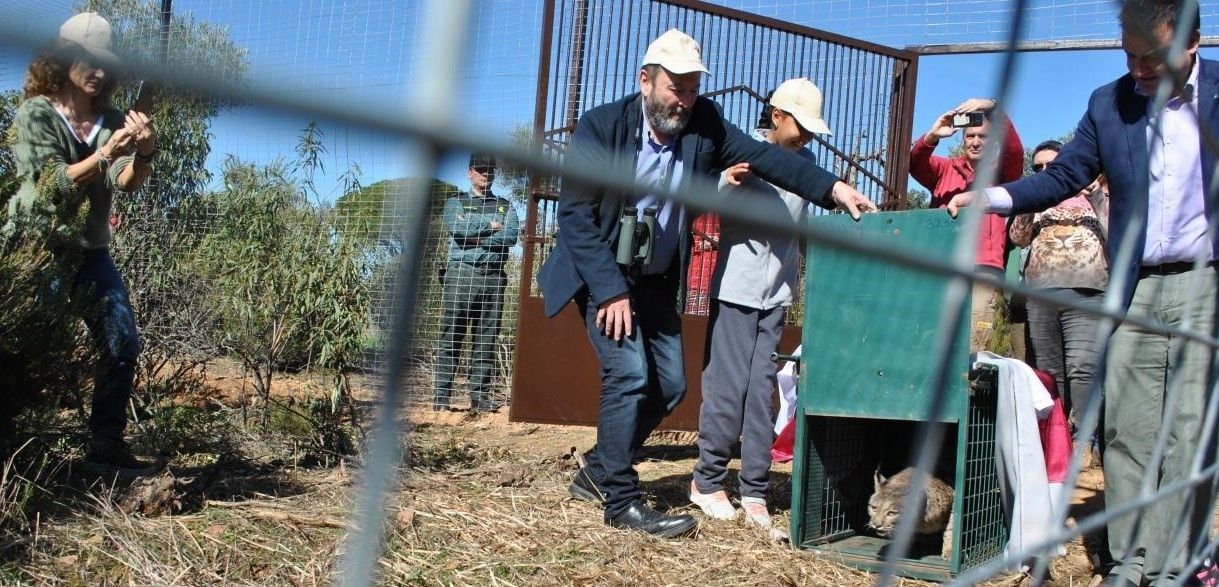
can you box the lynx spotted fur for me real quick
[867,467,955,560]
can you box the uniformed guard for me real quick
[434,152,520,412]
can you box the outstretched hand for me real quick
[830,181,878,220]
[945,190,986,218]
[722,162,752,186]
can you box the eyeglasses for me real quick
[472,167,495,176]
[1032,163,1048,172]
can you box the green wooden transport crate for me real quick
[789,210,1008,581]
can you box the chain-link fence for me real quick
[3,0,1219,585]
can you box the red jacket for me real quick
[909,118,1024,271]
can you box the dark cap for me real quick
[469,152,497,172]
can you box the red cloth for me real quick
[771,417,795,463]
[686,214,719,314]
[909,117,1025,271]
[767,364,1073,478]
[1033,367,1073,484]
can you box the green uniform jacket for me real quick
[442,191,520,270]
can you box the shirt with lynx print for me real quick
[1009,194,1108,291]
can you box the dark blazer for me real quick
[1002,57,1219,308]
[537,92,841,318]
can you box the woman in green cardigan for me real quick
[6,13,157,476]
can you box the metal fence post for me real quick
[336,1,473,585]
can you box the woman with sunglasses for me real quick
[5,13,157,476]
[1009,139,1109,465]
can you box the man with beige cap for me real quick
[537,29,875,538]
[689,78,833,529]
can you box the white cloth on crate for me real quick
[972,351,1066,561]
[774,344,801,434]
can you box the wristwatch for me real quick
[96,151,111,174]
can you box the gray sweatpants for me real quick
[693,300,784,498]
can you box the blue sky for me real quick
[1,0,1215,201]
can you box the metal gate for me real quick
[510,0,919,429]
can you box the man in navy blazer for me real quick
[538,29,876,537]
[949,1,1215,584]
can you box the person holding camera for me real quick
[434,152,520,413]
[537,29,876,539]
[688,78,831,530]
[4,13,157,477]
[910,98,1025,351]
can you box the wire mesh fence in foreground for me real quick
[1,0,1219,585]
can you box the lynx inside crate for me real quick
[788,211,1008,580]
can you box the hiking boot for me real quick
[689,481,736,520]
[741,496,772,528]
[85,438,156,478]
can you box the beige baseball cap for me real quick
[641,29,710,76]
[59,12,120,66]
[769,78,832,136]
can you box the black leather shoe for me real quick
[568,467,605,503]
[605,501,698,538]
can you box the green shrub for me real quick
[0,241,95,450]
[193,130,373,432]
[131,403,235,456]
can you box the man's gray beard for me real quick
[644,95,690,137]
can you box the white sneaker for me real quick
[741,496,772,528]
[689,481,736,520]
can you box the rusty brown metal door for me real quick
[510,0,919,430]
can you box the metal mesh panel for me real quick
[796,409,1002,579]
[0,0,539,411]
[798,416,875,546]
[713,0,1219,48]
[520,0,916,338]
[959,368,1007,571]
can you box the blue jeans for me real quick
[577,273,687,518]
[72,250,141,442]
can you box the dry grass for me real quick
[3,408,1104,586]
